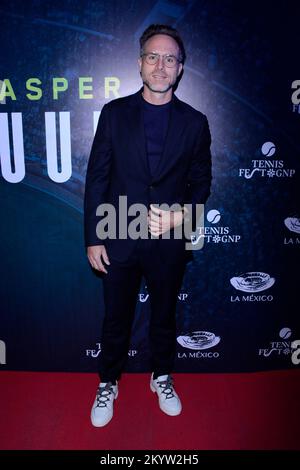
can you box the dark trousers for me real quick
[99,238,186,383]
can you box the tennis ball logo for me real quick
[207,209,221,224]
[279,327,292,339]
[261,142,276,157]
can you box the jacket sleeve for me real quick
[84,104,112,247]
[185,115,212,232]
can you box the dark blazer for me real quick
[84,87,212,263]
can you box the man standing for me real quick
[84,24,212,427]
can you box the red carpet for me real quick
[0,370,299,450]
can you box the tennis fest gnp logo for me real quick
[191,209,241,245]
[238,142,295,179]
[258,327,300,366]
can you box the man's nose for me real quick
[156,56,165,69]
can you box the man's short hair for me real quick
[139,24,186,64]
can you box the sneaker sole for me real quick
[90,412,113,427]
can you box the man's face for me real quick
[138,34,183,94]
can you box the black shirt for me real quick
[141,93,172,177]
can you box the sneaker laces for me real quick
[95,382,116,408]
[156,375,175,400]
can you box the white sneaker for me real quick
[150,373,182,416]
[90,381,118,427]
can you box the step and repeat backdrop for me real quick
[0,0,299,373]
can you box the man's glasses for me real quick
[141,53,181,68]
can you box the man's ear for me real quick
[178,63,183,77]
[138,57,142,72]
